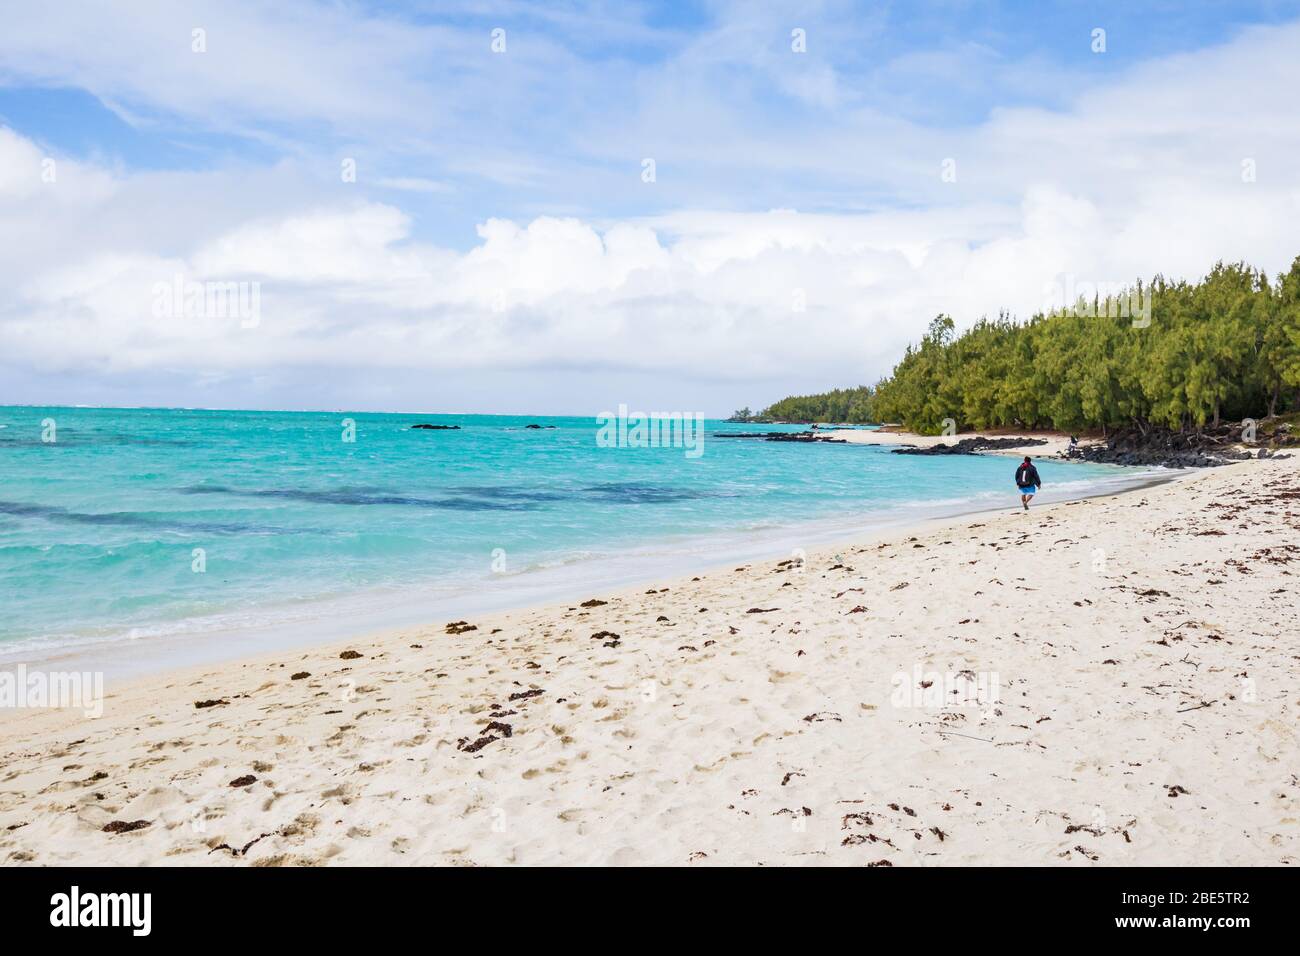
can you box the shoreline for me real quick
[6,455,1291,866]
[13,464,1187,695]
[0,454,1177,682]
[833,426,1078,457]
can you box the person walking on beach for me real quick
[1015,456,1041,510]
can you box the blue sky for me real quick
[5,1,1295,235]
[2,1,1299,413]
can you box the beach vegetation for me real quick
[872,257,1300,434]
[759,386,877,423]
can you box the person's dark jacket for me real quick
[1015,462,1041,488]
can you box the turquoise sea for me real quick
[0,406,1157,673]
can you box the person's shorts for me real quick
[1018,484,1038,494]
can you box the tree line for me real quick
[730,386,877,424]
[750,257,1300,434]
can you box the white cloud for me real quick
[0,2,440,132]
[0,127,116,203]
[376,177,454,194]
[2,15,1299,411]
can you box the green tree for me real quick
[869,256,1300,434]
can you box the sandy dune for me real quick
[2,457,1297,866]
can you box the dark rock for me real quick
[769,432,846,443]
[1076,426,1250,468]
[411,424,460,430]
[713,432,847,443]
[891,437,1048,456]
[229,774,257,787]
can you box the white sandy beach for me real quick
[833,425,1081,458]
[1,451,1296,866]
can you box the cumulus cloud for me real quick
[1,10,1299,412]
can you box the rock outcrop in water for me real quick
[411,424,460,430]
[713,431,847,443]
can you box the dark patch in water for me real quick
[0,500,302,535]
[433,496,541,512]
[0,433,193,448]
[180,485,540,512]
[444,485,569,503]
[582,483,730,504]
